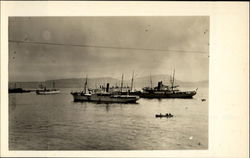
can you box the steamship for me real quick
[71,75,139,103]
[138,70,197,98]
[36,82,60,95]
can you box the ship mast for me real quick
[84,75,88,93]
[39,82,43,89]
[120,74,124,92]
[172,69,175,91]
[150,73,153,89]
[131,71,134,92]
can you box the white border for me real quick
[1,1,249,158]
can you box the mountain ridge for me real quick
[9,75,208,89]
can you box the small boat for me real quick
[155,113,174,118]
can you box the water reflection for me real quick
[105,104,110,112]
[9,87,208,150]
[9,94,17,112]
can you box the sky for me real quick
[9,17,209,82]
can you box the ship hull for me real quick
[36,90,60,95]
[71,93,139,103]
[139,91,196,98]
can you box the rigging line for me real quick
[9,40,208,54]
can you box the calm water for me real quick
[9,87,208,150]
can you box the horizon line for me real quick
[9,74,209,83]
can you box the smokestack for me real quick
[157,82,161,90]
[106,83,110,92]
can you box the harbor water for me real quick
[9,87,208,150]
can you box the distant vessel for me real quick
[9,83,31,93]
[36,82,60,95]
[71,75,140,103]
[139,70,197,98]
[9,88,31,93]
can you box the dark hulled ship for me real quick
[9,88,31,93]
[138,70,197,98]
[9,83,31,93]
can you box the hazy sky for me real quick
[9,17,209,82]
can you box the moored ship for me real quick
[71,91,139,103]
[139,70,197,98]
[36,82,60,95]
[71,75,139,103]
[9,83,31,93]
[36,88,60,95]
[9,88,31,93]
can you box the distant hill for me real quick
[131,74,208,88]
[9,77,120,89]
[9,75,208,89]
[133,74,174,88]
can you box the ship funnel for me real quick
[106,83,110,92]
[157,81,162,90]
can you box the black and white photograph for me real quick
[0,1,249,158]
[8,16,209,150]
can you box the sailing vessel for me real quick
[36,82,60,95]
[139,70,197,98]
[71,75,140,103]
